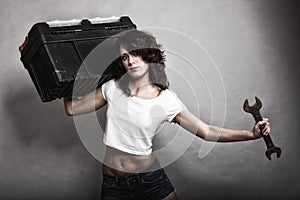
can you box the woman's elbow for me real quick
[196,124,210,141]
[63,98,74,116]
[65,109,73,116]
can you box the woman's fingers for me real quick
[263,117,269,122]
[253,117,271,139]
[258,119,270,135]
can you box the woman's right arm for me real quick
[63,87,107,116]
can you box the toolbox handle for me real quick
[46,16,121,28]
[81,19,92,26]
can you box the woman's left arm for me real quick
[173,110,270,142]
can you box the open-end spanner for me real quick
[243,96,281,160]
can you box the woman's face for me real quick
[119,45,149,80]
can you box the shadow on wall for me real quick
[3,84,80,150]
[2,78,106,199]
[256,0,300,84]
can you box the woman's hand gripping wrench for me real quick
[243,97,281,160]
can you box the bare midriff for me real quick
[102,146,156,177]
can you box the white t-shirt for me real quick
[101,79,187,155]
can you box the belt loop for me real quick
[115,176,119,184]
[137,173,142,183]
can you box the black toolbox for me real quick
[19,16,136,102]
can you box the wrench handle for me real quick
[252,112,263,123]
[263,134,275,149]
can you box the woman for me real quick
[63,30,270,200]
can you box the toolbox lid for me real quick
[19,16,137,65]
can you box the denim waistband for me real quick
[103,159,162,184]
[103,168,164,184]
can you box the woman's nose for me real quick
[128,54,136,65]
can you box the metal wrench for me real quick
[243,96,281,160]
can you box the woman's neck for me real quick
[128,75,153,96]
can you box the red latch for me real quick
[19,36,28,52]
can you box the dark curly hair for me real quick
[112,30,170,96]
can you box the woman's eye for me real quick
[121,54,128,61]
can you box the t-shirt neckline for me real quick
[130,89,167,101]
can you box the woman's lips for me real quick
[129,67,140,71]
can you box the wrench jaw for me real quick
[243,97,262,113]
[265,146,282,160]
[243,97,263,122]
[243,99,251,113]
[254,96,262,110]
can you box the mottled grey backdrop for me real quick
[0,0,299,199]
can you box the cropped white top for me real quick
[101,79,187,155]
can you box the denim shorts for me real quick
[100,167,175,200]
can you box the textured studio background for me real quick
[0,0,299,199]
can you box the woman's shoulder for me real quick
[163,88,179,98]
[100,78,118,95]
[102,78,117,88]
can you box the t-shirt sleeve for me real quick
[101,81,108,101]
[101,79,115,101]
[166,91,188,122]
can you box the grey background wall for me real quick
[0,0,299,199]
